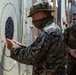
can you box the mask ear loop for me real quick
[50,15,56,25]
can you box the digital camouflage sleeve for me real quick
[64,24,76,75]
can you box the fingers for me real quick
[12,40,23,46]
[6,39,23,49]
[6,38,12,43]
[13,40,20,44]
[6,39,16,50]
[6,39,15,44]
[6,39,22,46]
[6,39,11,44]
[70,50,76,58]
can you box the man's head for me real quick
[72,13,76,24]
[28,2,55,29]
[72,13,76,20]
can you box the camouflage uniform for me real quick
[10,21,70,75]
[10,2,71,75]
[64,24,76,75]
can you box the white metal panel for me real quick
[0,0,25,75]
[22,0,33,75]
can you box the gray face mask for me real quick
[73,19,76,25]
[32,16,52,29]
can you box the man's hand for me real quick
[69,49,76,63]
[69,49,76,58]
[12,40,23,46]
[6,39,24,50]
[6,39,16,50]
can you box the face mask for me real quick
[73,19,76,25]
[32,16,52,29]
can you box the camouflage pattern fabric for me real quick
[64,24,76,75]
[28,2,54,17]
[10,21,70,75]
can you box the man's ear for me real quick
[40,11,47,18]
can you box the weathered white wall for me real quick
[0,0,25,75]
[22,0,33,75]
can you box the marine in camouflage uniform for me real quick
[11,21,71,75]
[64,23,76,75]
[7,2,72,75]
